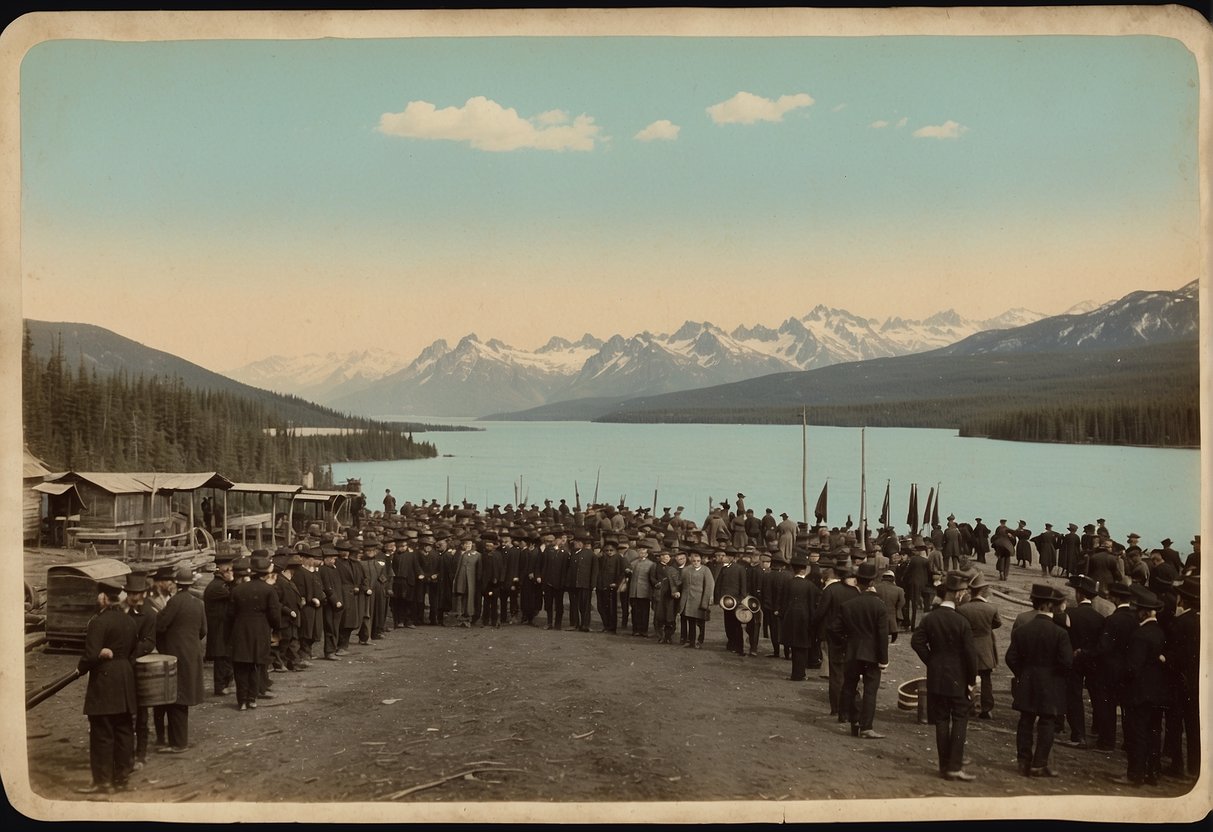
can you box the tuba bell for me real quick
[719,594,738,611]
[741,595,761,613]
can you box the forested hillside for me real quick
[22,326,437,482]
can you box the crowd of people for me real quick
[73,491,1201,795]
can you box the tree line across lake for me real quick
[21,326,438,482]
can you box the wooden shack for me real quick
[44,558,131,653]
[46,472,173,548]
[22,447,52,542]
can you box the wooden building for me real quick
[22,447,52,542]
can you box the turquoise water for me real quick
[332,421,1202,551]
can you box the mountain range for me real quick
[226,302,1094,418]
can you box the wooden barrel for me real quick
[135,654,178,706]
[897,676,928,713]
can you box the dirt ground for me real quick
[17,545,1200,820]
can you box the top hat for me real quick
[123,572,151,594]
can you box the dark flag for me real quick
[879,482,891,527]
[907,484,919,535]
[931,485,941,528]
[923,486,935,528]
[814,482,828,526]
[574,481,581,512]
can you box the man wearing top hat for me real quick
[1093,582,1137,751]
[911,571,979,782]
[901,544,932,631]
[154,566,206,754]
[761,551,790,658]
[229,553,282,710]
[1109,586,1168,786]
[275,553,306,671]
[204,555,236,696]
[814,560,860,718]
[122,573,156,770]
[832,562,891,739]
[478,532,506,628]
[1006,584,1072,777]
[780,553,818,680]
[595,537,625,633]
[714,548,748,656]
[1059,524,1082,578]
[295,547,325,660]
[537,532,566,631]
[957,572,1002,720]
[75,576,138,794]
[1059,575,1105,749]
[318,545,345,659]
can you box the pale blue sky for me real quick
[19,32,1201,370]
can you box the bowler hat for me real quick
[1176,576,1199,603]
[174,566,195,586]
[285,554,305,568]
[790,553,808,569]
[943,571,970,593]
[1108,583,1134,600]
[232,557,252,577]
[1129,584,1162,611]
[855,562,878,582]
[1029,583,1056,602]
[832,562,852,578]
[153,565,177,581]
[1066,575,1099,597]
[1160,538,1173,547]
[250,554,273,575]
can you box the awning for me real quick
[32,482,81,497]
[134,472,235,492]
[46,472,150,494]
[229,483,304,495]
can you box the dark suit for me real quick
[911,603,978,774]
[595,551,624,632]
[1006,612,1073,769]
[814,581,861,714]
[1062,601,1105,743]
[228,578,281,707]
[155,589,207,749]
[780,575,819,680]
[833,591,889,732]
[126,603,157,762]
[203,576,234,693]
[78,605,138,788]
[540,546,567,629]
[901,556,932,628]
[1163,609,1200,776]
[714,561,748,654]
[1124,619,1168,782]
[1094,604,1137,748]
[319,561,345,656]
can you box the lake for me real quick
[331,421,1202,550]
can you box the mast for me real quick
[859,426,867,549]
[801,406,808,527]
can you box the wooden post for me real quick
[801,406,808,527]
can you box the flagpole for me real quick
[859,427,867,549]
[801,406,808,527]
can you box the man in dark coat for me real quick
[518,534,543,626]
[832,563,891,739]
[813,562,860,719]
[154,566,207,753]
[497,530,521,625]
[476,533,505,628]
[1059,524,1082,577]
[228,553,282,710]
[538,533,567,630]
[318,545,345,659]
[713,548,748,656]
[565,533,597,632]
[780,554,819,681]
[203,556,235,695]
[901,546,933,629]
[333,541,362,649]
[76,577,138,794]
[1162,577,1200,780]
[595,538,625,633]
[1059,575,1105,749]
[972,518,990,564]
[763,554,791,658]
[295,547,325,660]
[911,571,979,782]
[873,569,905,645]
[1087,540,1124,597]
[1032,524,1060,577]
[1110,587,1169,786]
[1094,582,1137,750]
[122,572,157,769]
[1006,584,1073,777]
[275,554,305,671]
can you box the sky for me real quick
[16,22,1203,373]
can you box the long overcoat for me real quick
[202,576,232,660]
[1005,612,1072,715]
[78,605,138,716]
[678,564,715,620]
[228,577,282,665]
[156,589,207,707]
[957,597,1003,671]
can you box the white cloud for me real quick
[377,96,602,152]
[832,103,847,112]
[912,120,968,139]
[870,119,889,129]
[706,91,814,125]
[896,116,908,129]
[634,119,680,142]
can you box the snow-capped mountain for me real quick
[940,281,1197,356]
[225,348,411,403]
[231,294,1171,418]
